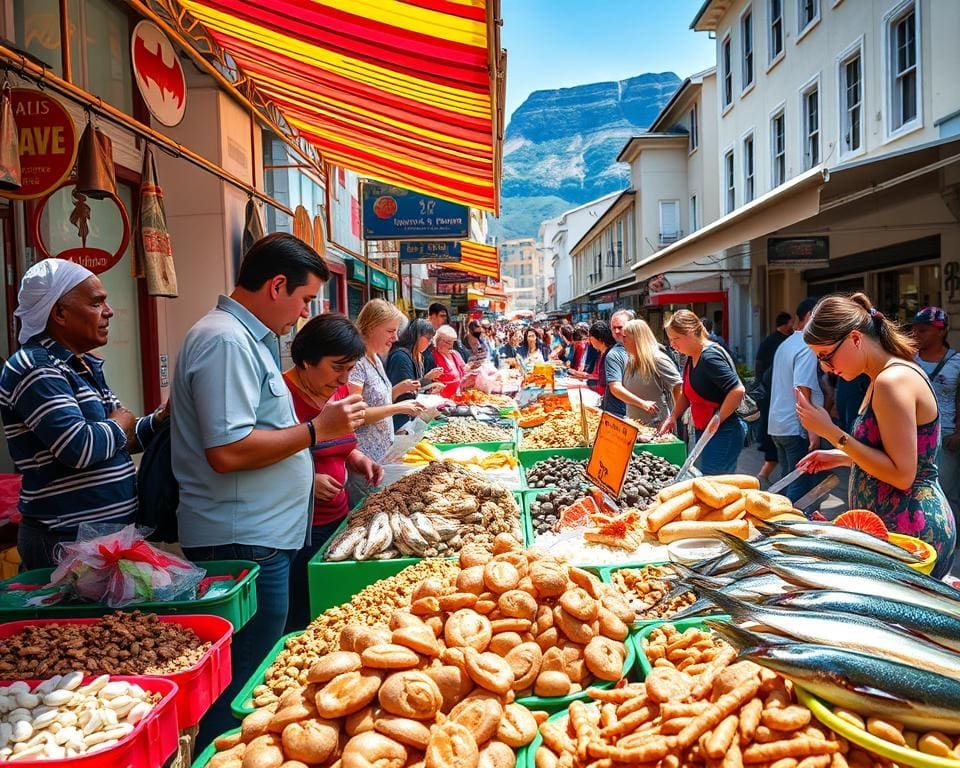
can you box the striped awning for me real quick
[445,241,499,281]
[177,0,504,213]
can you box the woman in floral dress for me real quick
[795,292,956,577]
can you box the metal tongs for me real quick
[671,413,721,484]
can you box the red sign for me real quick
[131,21,186,127]
[3,89,77,201]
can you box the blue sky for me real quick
[502,0,718,122]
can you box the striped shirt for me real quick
[0,335,157,533]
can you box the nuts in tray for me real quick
[0,611,210,677]
[423,418,514,444]
[537,622,849,768]
[0,675,160,761]
[828,708,960,764]
[520,410,601,449]
[610,564,698,621]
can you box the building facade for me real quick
[499,237,541,312]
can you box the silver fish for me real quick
[754,519,922,563]
[767,537,921,575]
[410,512,441,543]
[324,525,366,562]
[359,511,393,559]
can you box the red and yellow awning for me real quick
[447,240,499,281]
[178,0,503,213]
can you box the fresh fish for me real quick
[764,590,960,654]
[716,627,960,734]
[753,519,922,563]
[766,536,921,575]
[667,574,798,621]
[359,511,393,559]
[324,525,365,562]
[698,587,960,679]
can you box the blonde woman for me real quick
[346,299,424,505]
[620,319,682,426]
[658,310,746,474]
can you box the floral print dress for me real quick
[849,363,956,577]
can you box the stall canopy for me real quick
[178,0,504,212]
[443,241,501,281]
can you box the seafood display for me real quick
[324,463,522,561]
[424,417,514,444]
[453,389,516,408]
[607,564,699,622]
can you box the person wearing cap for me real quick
[913,306,960,525]
[0,259,167,569]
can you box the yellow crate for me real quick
[0,545,20,579]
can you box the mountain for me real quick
[493,72,681,241]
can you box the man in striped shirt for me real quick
[0,259,164,569]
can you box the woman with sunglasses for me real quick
[795,293,956,577]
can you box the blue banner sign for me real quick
[399,241,462,263]
[362,182,469,240]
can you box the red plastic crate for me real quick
[0,614,232,728]
[0,675,179,768]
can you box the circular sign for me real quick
[31,181,130,275]
[131,20,186,127]
[3,89,78,201]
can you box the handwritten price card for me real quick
[586,412,639,498]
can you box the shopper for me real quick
[587,321,616,404]
[518,327,550,365]
[498,327,524,370]
[282,314,382,632]
[467,318,495,360]
[796,293,956,577]
[767,299,823,501]
[701,316,731,353]
[550,324,575,364]
[172,233,365,744]
[347,299,424,506]
[598,310,632,417]
[0,259,166,569]
[386,318,441,430]
[618,319,682,426]
[658,310,747,475]
[432,324,475,397]
[427,302,449,330]
[753,311,795,486]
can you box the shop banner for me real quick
[362,181,468,240]
[4,89,77,201]
[768,237,830,268]
[431,266,486,285]
[399,240,462,263]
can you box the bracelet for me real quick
[836,431,849,450]
[305,419,317,448]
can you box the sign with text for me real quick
[431,266,486,285]
[4,89,78,200]
[586,412,639,499]
[767,237,830,268]
[400,240,462,263]
[362,182,469,240]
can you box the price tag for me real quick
[585,412,639,499]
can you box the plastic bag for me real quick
[473,361,500,394]
[49,523,206,607]
[0,474,21,525]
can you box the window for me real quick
[839,45,863,156]
[659,201,681,245]
[721,35,733,109]
[689,105,699,152]
[741,9,754,91]
[771,110,786,186]
[887,2,920,133]
[689,195,699,232]
[802,81,820,168]
[724,150,736,213]
[798,0,820,35]
[769,0,784,62]
[743,134,755,203]
[616,220,624,266]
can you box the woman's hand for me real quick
[795,386,835,440]
[637,399,659,415]
[395,400,425,417]
[348,451,383,486]
[314,473,343,502]
[425,367,444,381]
[656,414,677,437]
[396,378,420,395]
[796,449,851,474]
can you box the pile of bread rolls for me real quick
[644,475,797,543]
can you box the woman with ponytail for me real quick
[795,293,955,576]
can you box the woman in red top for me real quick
[283,314,382,631]
[431,324,476,398]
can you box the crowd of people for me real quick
[1,234,958,740]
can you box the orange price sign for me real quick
[585,412,639,499]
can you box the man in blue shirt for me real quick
[172,233,366,743]
[601,309,634,417]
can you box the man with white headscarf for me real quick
[0,259,166,569]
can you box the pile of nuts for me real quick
[0,674,159,761]
[520,411,600,449]
[424,418,514,445]
[609,564,698,621]
[0,611,211,677]
[254,560,460,707]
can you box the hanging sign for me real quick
[399,240,462,264]
[3,89,77,201]
[362,181,469,240]
[585,412,639,499]
[131,21,186,127]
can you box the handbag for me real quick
[715,344,761,423]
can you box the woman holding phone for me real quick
[386,318,442,429]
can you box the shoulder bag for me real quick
[714,344,761,423]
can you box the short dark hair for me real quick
[396,318,434,353]
[589,321,615,347]
[237,233,329,292]
[796,297,819,322]
[290,313,365,367]
[701,316,715,332]
[775,311,792,327]
[428,303,448,317]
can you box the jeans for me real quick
[938,438,960,531]
[695,417,748,476]
[771,434,821,502]
[17,519,78,571]
[285,519,342,634]
[183,543,296,750]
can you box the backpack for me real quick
[135,419,179,543]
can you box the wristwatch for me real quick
[836,431,849,450]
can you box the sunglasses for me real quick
[816,333,851,368]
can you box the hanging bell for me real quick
[0,84,21,191]
[75,121,116,199]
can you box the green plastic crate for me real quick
[518,441,686,474]
[308,492,528,619]
[230,631,303,719]
[634,617,731,678]
[192,728,241,768]
[437,440,517,453]
[0,559,259,629]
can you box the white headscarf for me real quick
[15,259,95,344]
